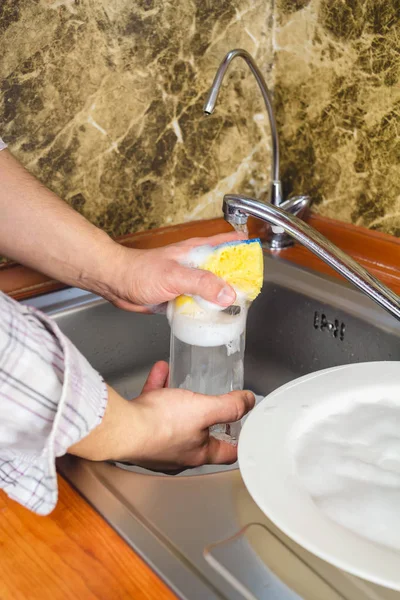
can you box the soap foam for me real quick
[169,304,247,348]
[183,245,213,268]
[294,399,400,551]
[171,312,245,348]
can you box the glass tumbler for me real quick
[167,298,249,443]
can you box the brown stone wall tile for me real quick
[0,0,274,237]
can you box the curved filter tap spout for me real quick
[203,48,282,207]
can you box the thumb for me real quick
[170,265,236,307]
[141,361,169,393]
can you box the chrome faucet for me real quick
[204,48,311,249]
[223,194,400,321]
[205,50,400,320]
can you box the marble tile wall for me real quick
[0,0,273,237]
[275,0,400,236]
[1,1,400,238]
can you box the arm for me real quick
[0,291,254,514]
[0,148,241,310]
[0,149,116,296]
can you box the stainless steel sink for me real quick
[26,254,400,600]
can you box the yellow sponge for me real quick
[175,239,263,311]
[201,238,263,301]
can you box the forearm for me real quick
[0,149,123,297]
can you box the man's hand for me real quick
[69,362,255,469]
[104,232,245,312]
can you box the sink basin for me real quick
[26,254,400,600]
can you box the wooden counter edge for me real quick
[1,214,400,300]
[1,215,399,600]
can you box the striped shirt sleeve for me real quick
[0,291,108,515]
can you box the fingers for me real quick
[197,390,255,429]
[112,298,153,313]
[170,265,236,307]
[113,298,168,315]
[141,361,169,393]
[205,436,238,464]
[177,231,246,249]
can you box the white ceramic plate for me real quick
[238,361,400,591]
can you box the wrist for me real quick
[92,241,144,307]
[68,385,143,462]
[77,232,130,302]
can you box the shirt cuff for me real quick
[0,138,7,152]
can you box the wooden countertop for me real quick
[0,476,176,600]
[1,215,399,600]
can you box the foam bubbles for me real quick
[170,309,246,348]
[294,398,400,551]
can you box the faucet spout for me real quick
[223,194,400,321]
[204,48,282,207]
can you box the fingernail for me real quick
[245,391,256,404]
[217,286,236,306]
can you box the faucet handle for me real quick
[280,195,311,219]
[266,195,311,250]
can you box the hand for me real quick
[102,231,246,313]
[0,150,244,311]
[69,362,255,469]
